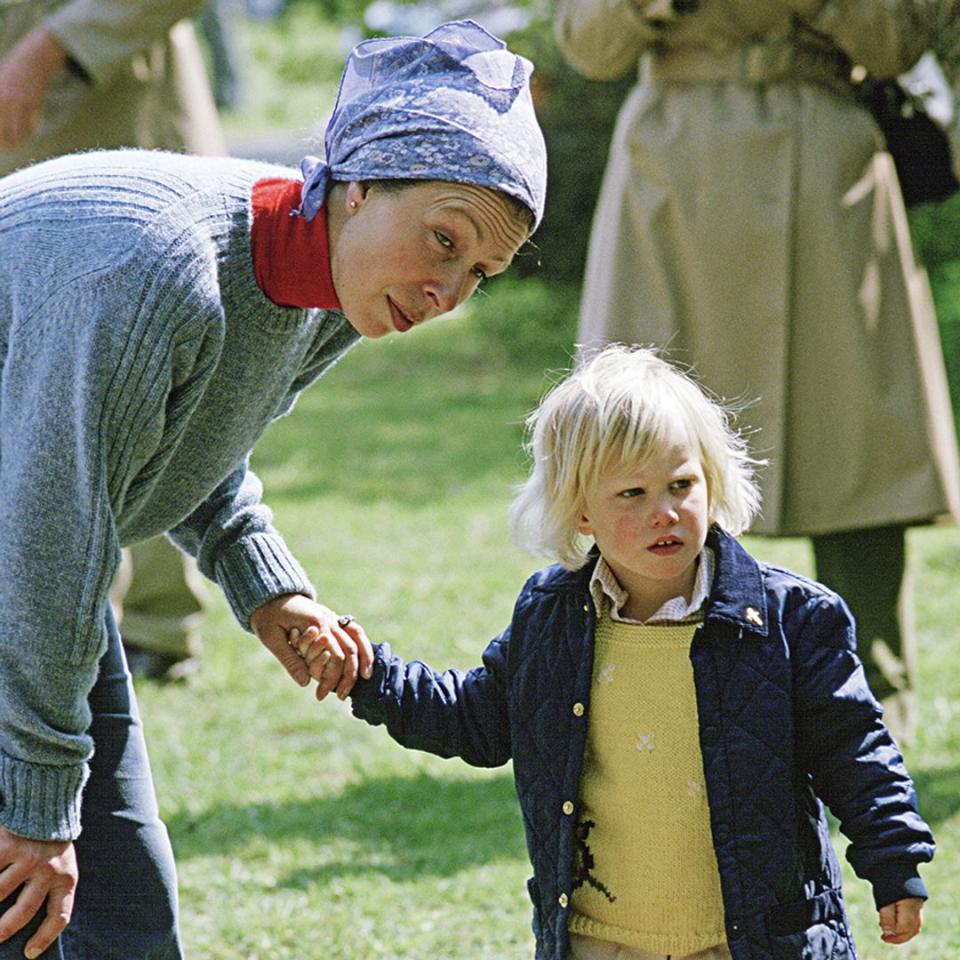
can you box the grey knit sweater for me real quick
[0,149,361,840]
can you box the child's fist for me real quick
[879,897,924,944]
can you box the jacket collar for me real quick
[702,527,769,638]
[533,527,769,638]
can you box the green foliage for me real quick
[507,17,631,283]
[288,0,366,25]
[220,3,345,136]
[911,199,960,416]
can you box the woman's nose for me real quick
[424,270,472,315]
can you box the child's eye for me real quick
[434,230,454,249]
[620,487,645,498]
[670,478,694,492]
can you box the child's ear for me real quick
[577,512,594,537]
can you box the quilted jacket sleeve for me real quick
[349,632,513,769]
[791,595,934,908]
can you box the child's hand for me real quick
[250,594,373,699]
[289,621,373,702]
[878,897,924,944]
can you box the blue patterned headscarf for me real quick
[295,19,547,230]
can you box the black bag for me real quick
[860,77,959,207]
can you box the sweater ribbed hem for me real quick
[0,752,88,841]
[568,913,726,957]
[215,532,316,629]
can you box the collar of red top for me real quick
[250,178,342,310]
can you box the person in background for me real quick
[199,0,244,110]
[552,0,960,746]
[0,20,545,958]
[324,345,933,960]
[0,0,227,681]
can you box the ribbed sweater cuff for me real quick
[215,532,316,629]
[0,752,88,841]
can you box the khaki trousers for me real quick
[568,933,732,960]
[110,537,205,659]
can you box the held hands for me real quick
[879,897,924,945]
[0,827,77,959]
[288,619,373,701]
[250,594,373,701]
[0,27,67,150]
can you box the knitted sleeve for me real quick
[169,460,316,629]
[44,0,206,86]
[168,311,359,628]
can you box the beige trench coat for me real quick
[0,0,224,178]
[556,0,960,536]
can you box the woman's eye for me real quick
[434,230,454,249]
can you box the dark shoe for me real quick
[125,647,201,683]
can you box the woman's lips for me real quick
[388,297,414,333]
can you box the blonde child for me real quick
[295,345,933,960]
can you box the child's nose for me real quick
[649,499,680,526]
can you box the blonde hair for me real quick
[510,345,762,568]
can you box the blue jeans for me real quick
[0,616,183,959]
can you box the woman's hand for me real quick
[0,827,77,958]
[250,594,373,700]
[0,27,67,150]
[879,897,924,944]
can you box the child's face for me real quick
[578,434,709,619]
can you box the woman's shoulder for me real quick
[2,151,290,304]
[1,149,295,235]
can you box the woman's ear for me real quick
[345,180,370,213]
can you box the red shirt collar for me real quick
[250,178,342,310]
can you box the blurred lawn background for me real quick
[137,3,960,956]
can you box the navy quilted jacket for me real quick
[350,528,934,960]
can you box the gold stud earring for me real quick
[349,200,358,209]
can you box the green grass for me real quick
[131,274,960,958]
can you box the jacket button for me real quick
[558,893,568,908]
[572,702,585,717]
[582,604,589,613]
[562,800,574,815]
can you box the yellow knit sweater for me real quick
[568,617,726,955]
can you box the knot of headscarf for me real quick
[293,19,547,230]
